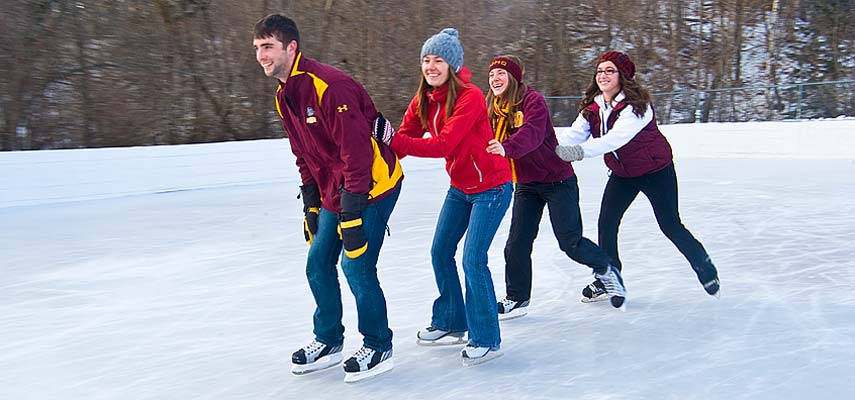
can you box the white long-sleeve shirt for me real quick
[555,92,653,159]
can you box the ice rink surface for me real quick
[2,119,854,399]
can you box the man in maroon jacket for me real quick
[253,14,403,383]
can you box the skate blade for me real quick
[462,351,503,367]
[580,294,611,303]
[291,353,343,375]
[416,336,467,347]
[711,290,720,299]
[498,309,528,321]
[343,359,394,383]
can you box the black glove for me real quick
[300,184,321,245]
[372,112,395,146]
[338,189,368,259]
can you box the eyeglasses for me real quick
[596,68,618,76]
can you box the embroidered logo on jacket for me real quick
[514,111,524,128]
[306,107,317,124]
[337,104,348,113]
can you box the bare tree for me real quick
[2,0,854,150]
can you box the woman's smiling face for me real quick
[422,55,451,88]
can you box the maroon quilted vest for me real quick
[584,101,673,178]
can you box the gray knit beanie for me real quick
[420,28,464,73]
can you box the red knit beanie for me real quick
[598,51,635,80]
[489,56,523,83]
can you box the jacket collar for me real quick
[594,91,626,110]
[277,52,305,88]
[428,66,472,103]
[289,51,304,79]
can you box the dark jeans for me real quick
[504,176,613,302]
[306,187,400,352]
[598,163,718,284]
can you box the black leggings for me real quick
[597,163,718,284]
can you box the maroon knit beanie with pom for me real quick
[598,51,635,80]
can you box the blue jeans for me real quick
[306,187,400,352]
[429,182,512,348]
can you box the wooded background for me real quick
[2,0,853,150]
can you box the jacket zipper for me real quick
[432,106,441,136]
[471,155,483,183]
[601,103,627,173]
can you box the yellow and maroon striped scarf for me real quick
[491,97,517,182]
[491,97,511,143]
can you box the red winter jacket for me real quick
[392,67,511,194]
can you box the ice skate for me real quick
[580,279,610,303]
[416,326,467,346]
[342,346,394,383]
[595,266,627,310]
[461,345,503,366]
[703,277,720,299]
[497,297,530,321]
[291,340,343,375]
[344,346,395,383]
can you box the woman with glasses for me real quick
[484,55,626,317]
[555,51,721,302]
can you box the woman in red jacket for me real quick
[555,51,720,300]
[373,28,511,366]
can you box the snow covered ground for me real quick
[2,119,854,399]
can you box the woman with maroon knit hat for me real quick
[556,51,721,301]
[484,55,626,317]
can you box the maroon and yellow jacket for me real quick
[275,52,403,213]
[392,67,511,194]
[496,87,575,184]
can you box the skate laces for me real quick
[303,340,325,354]
[595,267,625,297]
[500,298,516,309]
[352,346,374,362]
